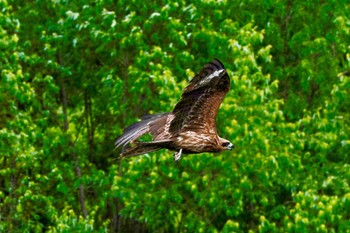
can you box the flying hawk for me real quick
[115,59,234,161]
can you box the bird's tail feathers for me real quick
[119,140,173,158]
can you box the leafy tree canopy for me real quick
[1,0,349,232]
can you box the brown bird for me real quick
[115,59,234,161]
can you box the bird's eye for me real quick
[222,142,229,147]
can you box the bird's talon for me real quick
[174,149,183,161]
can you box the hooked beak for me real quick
[228,143,234,150]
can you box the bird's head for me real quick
[219,138,234,151]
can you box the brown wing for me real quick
[115,113,173,150]
[169,59,230,135]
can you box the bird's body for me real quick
[115,59,234,161]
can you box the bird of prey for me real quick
[115,59,234,161]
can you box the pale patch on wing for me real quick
[197,69,225,88]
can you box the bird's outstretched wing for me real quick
[115,113,173,150]
[169,59,230,135]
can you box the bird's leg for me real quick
[174,149,183,162]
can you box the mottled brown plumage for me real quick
[115,59,234,161]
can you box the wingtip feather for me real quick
[211,58,226,70]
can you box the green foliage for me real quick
[1,0,349,232]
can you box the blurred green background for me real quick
[1,0,349,232]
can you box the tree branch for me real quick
[58,52,88,218]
